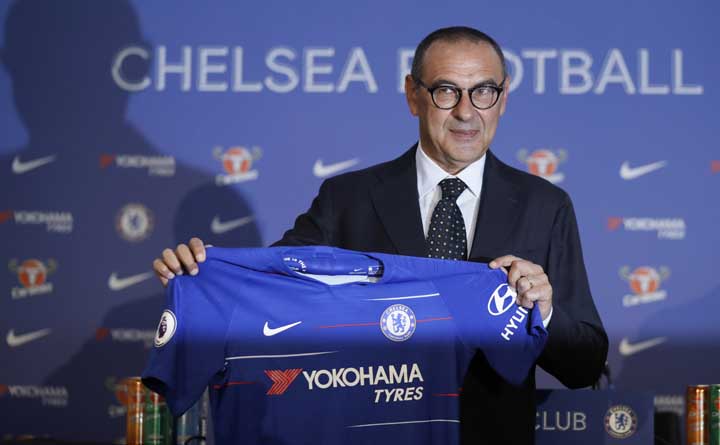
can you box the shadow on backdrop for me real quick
[0,0,261,441]
[614,284,720,445]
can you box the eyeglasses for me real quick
[413,77,505,110]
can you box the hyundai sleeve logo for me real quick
[487,283,517,316]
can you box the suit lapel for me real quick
[469,150,524,262]
[370,145,428,257]
[370,147,524,260]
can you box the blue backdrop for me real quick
[1,0,717,442]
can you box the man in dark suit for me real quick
[154,26,607,444]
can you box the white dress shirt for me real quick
[416,141,485,250]
[415,142,553,327]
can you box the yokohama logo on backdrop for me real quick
[0,384,69,407]
[608,217,686,240]
[96,328,155,349]
[0,209,73,233]
[100,153,176,176]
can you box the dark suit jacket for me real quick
[275,145,608,445]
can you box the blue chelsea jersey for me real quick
[142,246,547,445]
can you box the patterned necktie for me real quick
[427,178,468,260]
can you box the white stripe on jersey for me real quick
[364,292,440,301]
[225,351,338,361]
[347,419,460,428]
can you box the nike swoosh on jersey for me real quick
[619,161,667,180]
[6,328,52,347]
[12,155,57,174]
[313,158,359,178]
[108,271,154,291]
[263,321,302,337]
[211,215,254,234]
[619,336,666,356]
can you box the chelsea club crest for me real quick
[380,304,416,342]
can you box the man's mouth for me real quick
[449,129,480,139]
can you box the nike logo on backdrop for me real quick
[108,272,154,291]
[12,155,57,174]
[263,321,302,337]
[6,328,52,347]
[619,336,667,356]
[619,161,667,180]
[313,158,359,178]
[211,215,254,234]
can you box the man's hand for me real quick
[152,237,206,287]
[489,255,553,320]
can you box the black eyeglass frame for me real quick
[413,76,506,110]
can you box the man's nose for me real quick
[451,91,475,121]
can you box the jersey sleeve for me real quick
[142,272,236,416]
[435,270,548,386]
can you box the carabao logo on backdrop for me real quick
[619,265,670,307]
[105,377,130,419]
[8,258,57,300]
[214,146,262,185]
[111,45,703,96]
[517,149,566,183]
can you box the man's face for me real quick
[406,39,508,174]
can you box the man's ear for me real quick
[405,75,419,116]
[499,74,510,116]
